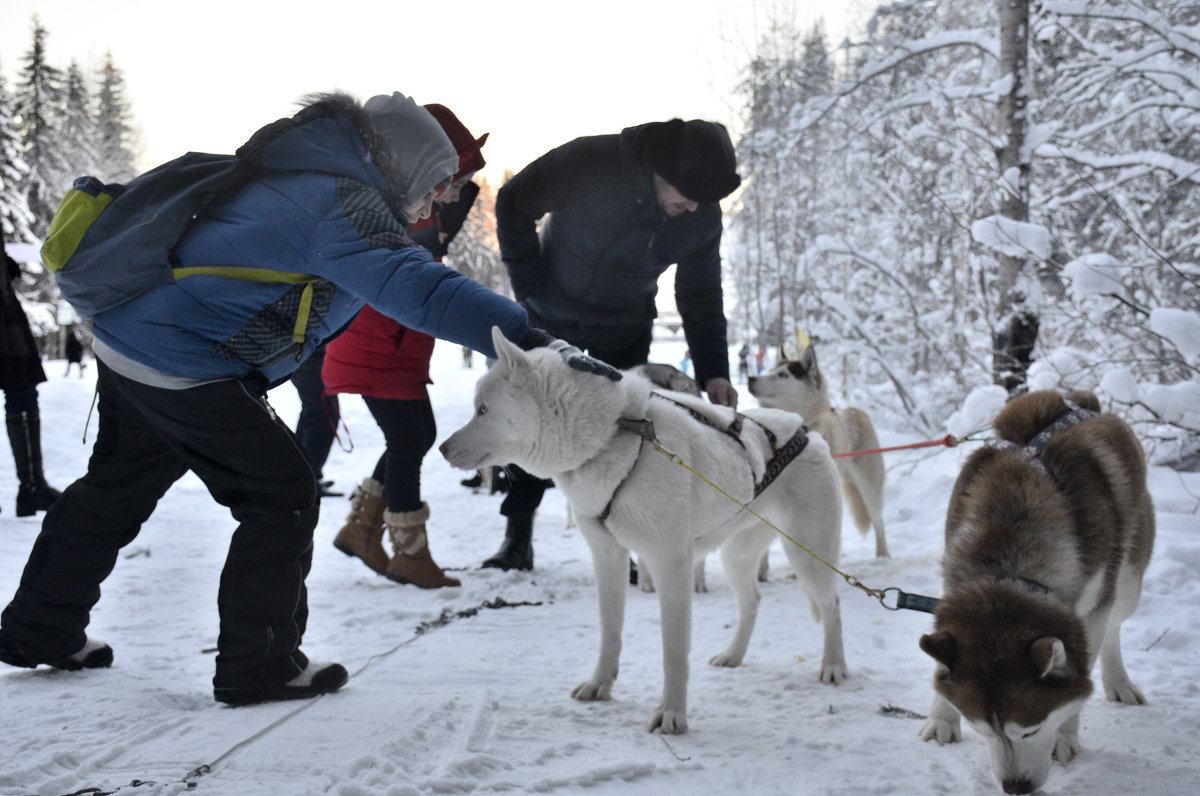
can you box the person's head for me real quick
[423,104,488,205]
[363,92,460,221]
[639,119,741,216]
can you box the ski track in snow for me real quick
[1,340,1198,795]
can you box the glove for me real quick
[518,329,623,381]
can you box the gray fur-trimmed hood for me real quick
[236,91,457,209]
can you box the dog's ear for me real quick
[1030,637,1072,680]
[491,326,532,385]
[799,346,820,384]
[919,632,957,669]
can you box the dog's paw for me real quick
[571,680,613,702]
[1053,730,1081,763]
[647,705,688,735]
[1104,677,1147,705]
[818,662,848,684]
[708,649,745,668]
[918,718,961,745]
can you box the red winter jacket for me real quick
[321,304,434,400]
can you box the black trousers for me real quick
[290,345,339,480]
[500,329,651,518]
[362,395,436,513]
[0,361,319,689]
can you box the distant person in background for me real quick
[324,104,488,589]
[755,345,766,375]
[1,251,62,517]
[482,117,742,570]
[64,329,86,377]
[737,343,750,383]
[288,343,342,498]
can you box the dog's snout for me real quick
[1002,778,1035,795]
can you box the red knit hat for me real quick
[423,104,487,180]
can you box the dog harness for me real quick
[597,394,809,522]
[887,400,1097,615]
[992,399,1099,488]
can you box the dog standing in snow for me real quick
[441,328,847,734]
[748,346,889,557]
[918,390,1154,794]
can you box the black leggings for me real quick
[362,396,436,513]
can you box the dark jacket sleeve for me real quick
[495,144,575,301]
[674,223,730,387]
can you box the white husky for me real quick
[441,328,847,734]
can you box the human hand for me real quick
[517,328,622,381]
[705,377,738,409]
[547,339,623,381]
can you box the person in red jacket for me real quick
[323,104,487,589]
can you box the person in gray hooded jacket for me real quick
[0,91,617,705]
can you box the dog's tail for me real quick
[843,480,872,537]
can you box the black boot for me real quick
[8,410,62,517]
[482,513,534,571]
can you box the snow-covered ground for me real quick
[2,337,1198,796]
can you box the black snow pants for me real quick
[0,360,320,690]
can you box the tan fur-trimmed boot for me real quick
[384,503,461,589]
[332,477,388,574]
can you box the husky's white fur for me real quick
[748,346,889,557]
[918,390,1154,794]
[441,328,847,734]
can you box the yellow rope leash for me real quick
[646,428,989,611]
[647,436,889,605]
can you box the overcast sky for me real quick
[1,1,862,183]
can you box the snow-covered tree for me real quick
[446,177,510,298]
[13,14,69,240]
[1026,0,1200,465]
[727,0,1199,463]
[94,51,136,183]
[60,60,99,182]
[0,67,35,244]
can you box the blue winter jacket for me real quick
[91,95,531,387]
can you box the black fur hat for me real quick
[641,119,741,203]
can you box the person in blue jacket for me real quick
[0,91,617,705]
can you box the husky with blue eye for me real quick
[441,327,847,735]
[918,390,1155,795]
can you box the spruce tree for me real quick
[95,51,136,182]
[61,61,99,182]
[14,14,69,239]
[0,68,35,244]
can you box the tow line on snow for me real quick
[171,596,542,789]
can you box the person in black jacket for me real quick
[481,118,741,571]
[1,251,62,516]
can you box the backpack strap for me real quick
[172,266,323,343]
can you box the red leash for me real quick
[831,434,958,459]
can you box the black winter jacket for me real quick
[495,124,730,387]
[0,253,47,392]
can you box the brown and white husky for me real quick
[747,346,889,557]
[918,390,1155,794]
